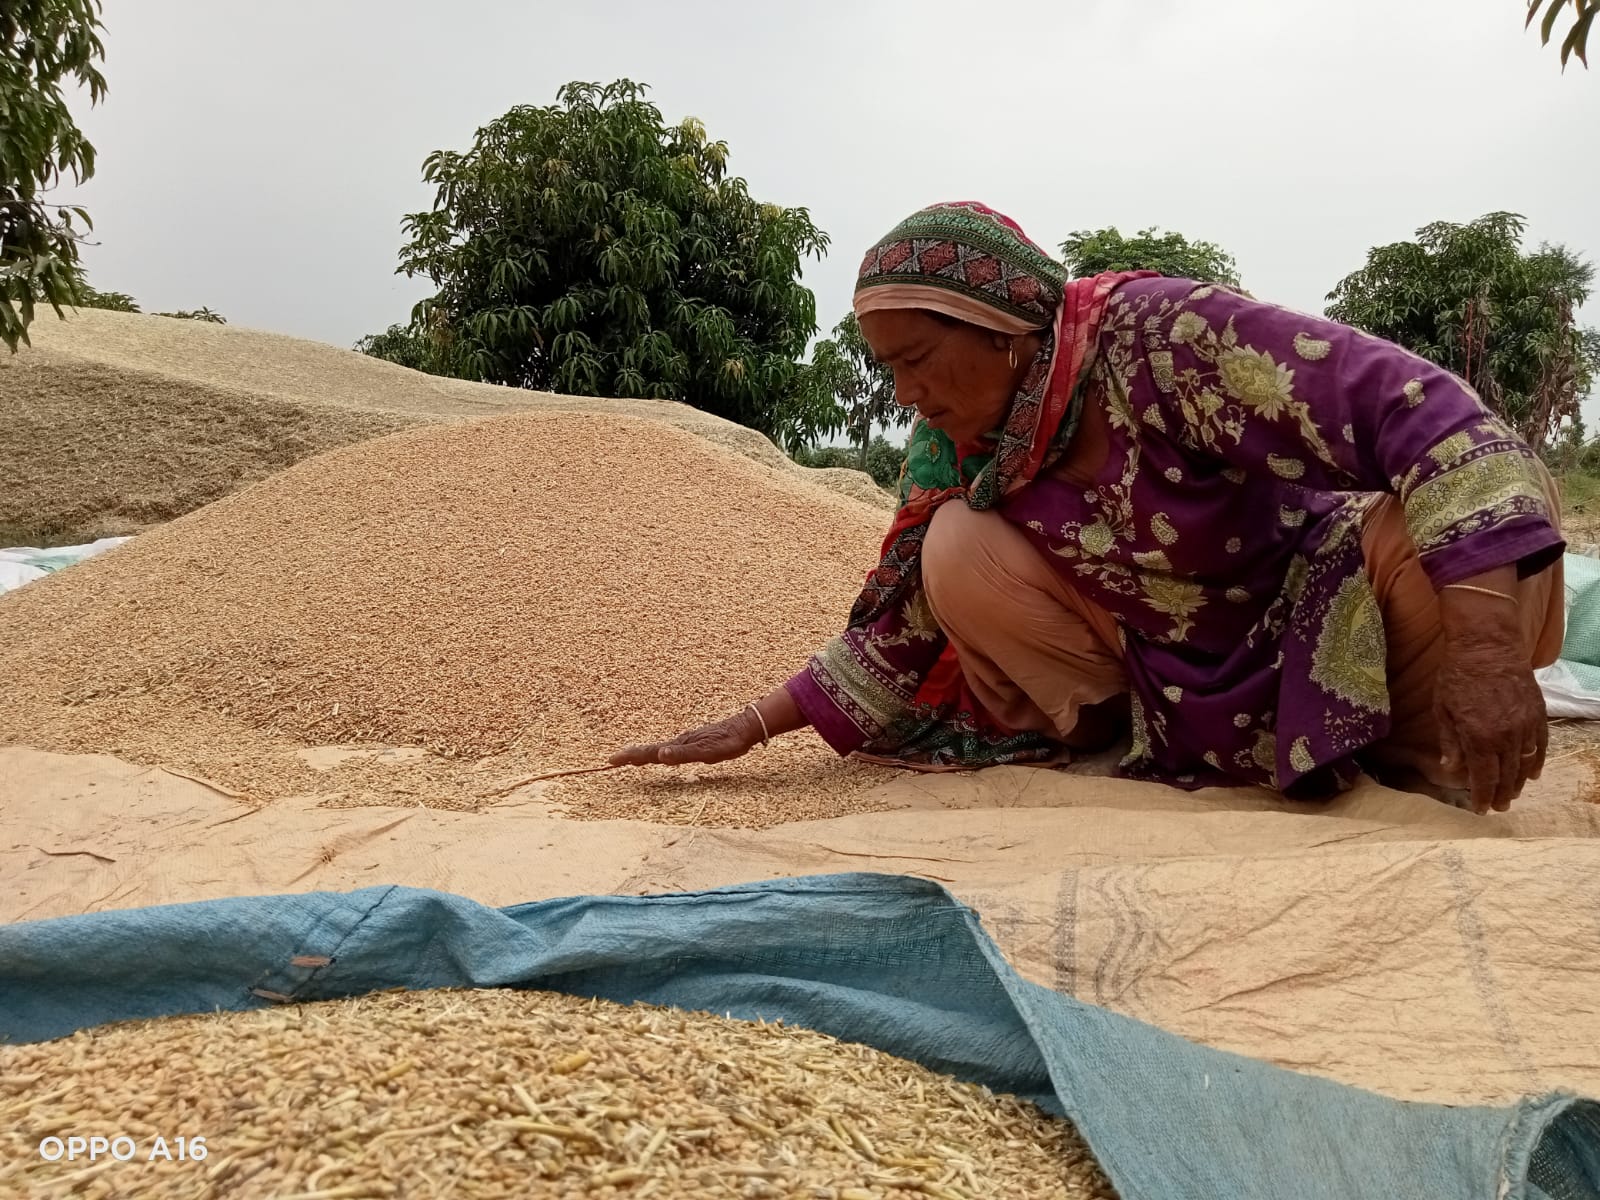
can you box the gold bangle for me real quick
[745,704,771,746]
[1442,583,1516,603]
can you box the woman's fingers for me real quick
[1462,730,1502,815]
[1527,716,1549,781]
[1437,708,1463,777]
[612,720,755,769]
[609,743,668,767]
[1496,737,1523,811]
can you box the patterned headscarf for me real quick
[854,201,1066,335]
[846,202,1153,629]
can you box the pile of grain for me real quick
[0,350,418,548]
[0,989,1115,1200]
[0,411,897,824]
[2,309,891,545]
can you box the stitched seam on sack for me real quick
[1441,848,1541,1096]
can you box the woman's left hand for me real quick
[1435,579,1545,814]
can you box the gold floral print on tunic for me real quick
[1268,454,1306,480]
[1150,309,1345,476]
[1428,431,1476,469]
[1293,333,1332,361]
[1140,575,1207,642]
[1170,311,1209,345]
[870,591,943,654]
[1079,520,1115,557]
[1150,351,1178,393]
[1249,729,1278,777]
[1405,446,1548,555]
[1217,344,1297,420]
[815,636,908,738]
[1308,574,1389,714]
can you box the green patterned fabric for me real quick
[898,421,992,505]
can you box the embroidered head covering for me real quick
[844,202,1155,638]
[853,201,1066,335]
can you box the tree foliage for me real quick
[1059,227,1241,286]
[1527,0,1596,68]
[1326,211,1600,449]
[1,0,106,351]
[23,271,222,321]
[800,313,905,470]
[355,323,448,374]
[397,79,834,447]
[155,306,225,324]
[74,282,136,311]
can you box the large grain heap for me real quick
[1,308,891,545]
[0,411,897,825]
[0,989,1115,1199]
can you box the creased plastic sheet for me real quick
[6,747,1600,1108]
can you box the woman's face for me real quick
[857,309,1017,445]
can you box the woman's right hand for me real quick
[609,708,764,768]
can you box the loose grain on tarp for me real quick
[0,410,902,826]
[0,988,1116,1200]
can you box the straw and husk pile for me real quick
[0,989,1116,1199]
[0,405,901,826]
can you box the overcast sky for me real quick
[65,0,1598,366]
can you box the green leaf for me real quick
[1542,0,1567,44]
[1562,2,1597,64]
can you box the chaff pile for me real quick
[0,988,1116,1199]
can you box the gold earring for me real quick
[1008,343,1018,369]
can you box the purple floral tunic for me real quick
[789,278,1564,795]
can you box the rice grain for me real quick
[0,411,900,826]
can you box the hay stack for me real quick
[0,411,897,825]
[0,989,1115,1199]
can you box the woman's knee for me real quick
[923,502,1000,612]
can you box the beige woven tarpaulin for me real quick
[6,745,1599,1108]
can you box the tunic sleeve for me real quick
[784,583,1059,768]
[782,584,946,755]
[1127,283,1563,586]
